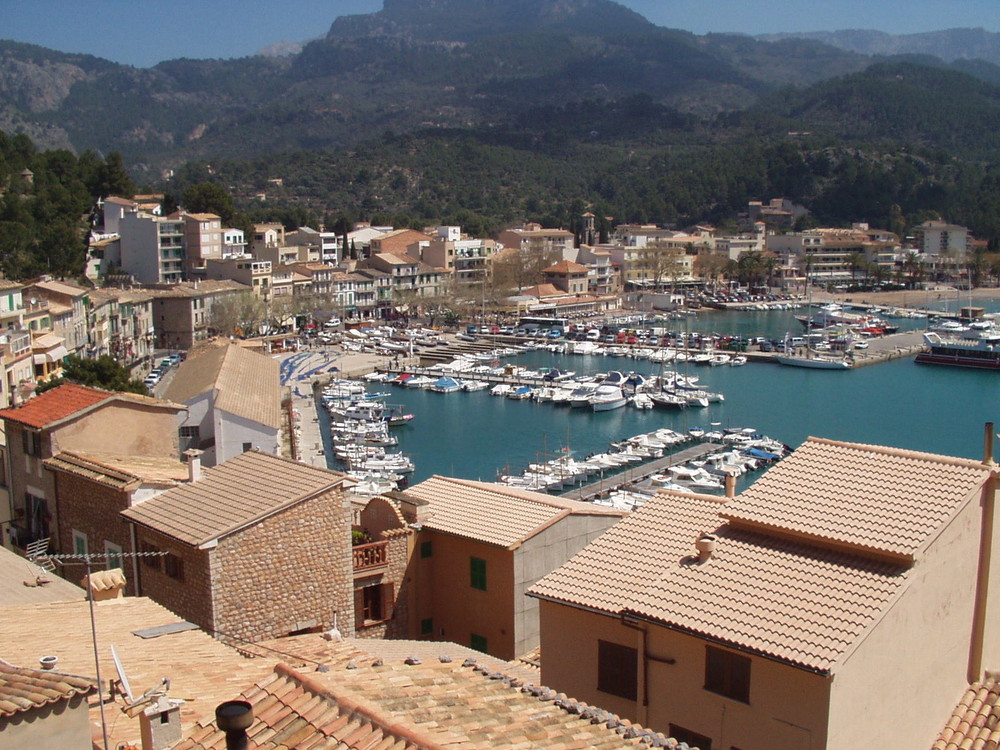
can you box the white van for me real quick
[586,329,601,341]
[324,318,341,329]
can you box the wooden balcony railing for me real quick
[353,541,388,572]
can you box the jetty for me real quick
[560,442,724,502]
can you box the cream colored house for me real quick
[530,436,1000,750]
[396,476,626,660]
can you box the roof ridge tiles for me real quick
[805,435,992,471]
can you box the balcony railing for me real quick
[353,541,388,572]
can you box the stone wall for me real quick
[354,526,411,640]
[133,528,214,629]
[211,487,354,643]
[53,472,137,595]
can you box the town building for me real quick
[0,659,95,749]
[542,259,590,295]
[145,280,249,351]
[163,340,281,466]
[182,213,224,276]
[0,383,185,554]
[529,436,1000,750]
[497,224,576,257]
[23,277,89,357]
[395,476,626,660]
[84,287,156,374]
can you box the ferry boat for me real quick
[915,331,1000,370]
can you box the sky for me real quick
[5,0,1000,69]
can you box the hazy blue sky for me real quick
[6,0,1000,68]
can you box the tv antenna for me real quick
[26,545,167,750]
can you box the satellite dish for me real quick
[111,644,134,703]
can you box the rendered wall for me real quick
[828,491,983,750]
[0,695,92,750]
[514,513,621,657]
[53,401,180,458]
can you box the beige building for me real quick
[497,224,576,257]
[397,476,626,660]
[542,259,590,294]
[24,277,89,356]
[0,660,95,749]
[530,436,1000,750]
[182,212,224,275]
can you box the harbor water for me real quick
[325,302,1000,485]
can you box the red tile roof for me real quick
[0,384,112,428]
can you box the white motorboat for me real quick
[590,385,628,411]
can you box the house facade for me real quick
[164,341,281,466]
[530,436,1000,750]
[121,450,355,644]
[395,476,625,660]
[0,384,184,553]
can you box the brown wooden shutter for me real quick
[381,582,395,621]
[354,587,364,629]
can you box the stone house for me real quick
[351,494,412,639]
[542,259,590,294]
[145,280,249,351]
[163,340,281,467]
[529,435,1000,750]
[0,384,185,554]
[394,476,626,660]
[120,450,356,644]
[44,451,188,595]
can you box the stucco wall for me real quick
[0,694,92,750]
[538,600,832,749]
[828,492,983,750]
[211,488,354,643]
[53,401,180,458]
[215,409,279,465]
[514,513,621,657]
[416,531,515,659]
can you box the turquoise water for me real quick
[328,303,1000,484]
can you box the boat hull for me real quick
[775,355,851,370]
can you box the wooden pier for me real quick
[559,442,724,502]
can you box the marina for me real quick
[291,298,999,494]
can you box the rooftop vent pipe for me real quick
[215,700,253,750]
[39,655,58,670]
[695,534,717,564]
[985,422,996,466]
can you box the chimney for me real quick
[695,533,717,564]
[183,449,203,482]
[985,422,996,466]
[140,696,182,750]
[215,700,254,750]
[724,472,737,499]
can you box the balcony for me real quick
[353,541,388,572]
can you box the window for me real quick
[72,529,88,556]
[669,725,712,750]
[140,540,162,570]
[420,540,432,559]
[164,553,184,581]
[105,541,124,571]
[242,442,253,452]
[421,617,434,636]
[704,646,751,703]
[597,640,638,701]
[470,633,488,653]
[179,426,200,452]
[470,557,487,591]
[21,429,41,457]
[354,582,394,628]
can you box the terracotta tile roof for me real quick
[121,450,349,547]
[403,476,625,549]
[0,659,95,717]
[0,545,84,607]
[933,676,1000,750]
[0,383,113,428]
[723,437,992,560]
[165,341,281,429]
[180,634,674,749]
[531,491,911,673]
[0,597,274,749]
[0,383,184,429]
[29,279,88,298]
[544,260,589,273]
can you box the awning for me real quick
[33,345,68,364]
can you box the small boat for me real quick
[590,385,628,411]
[729,355,748,366]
